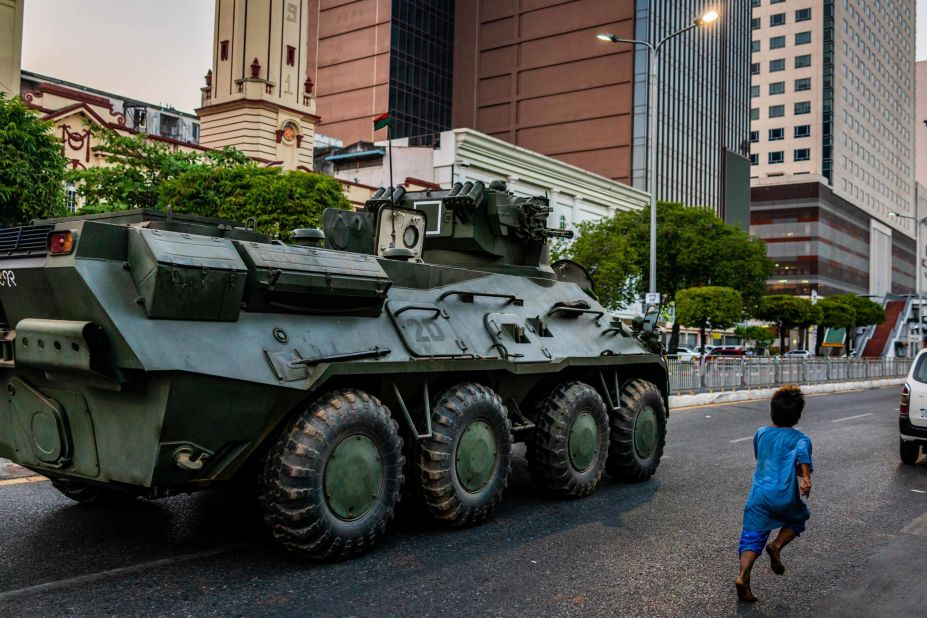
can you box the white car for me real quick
[785,349,812,358]
[899,350,927,464]
[670,346,700,362]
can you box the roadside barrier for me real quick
[668,357,913,394]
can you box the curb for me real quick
[670,378,904,410]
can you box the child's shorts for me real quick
[738,523,806,555]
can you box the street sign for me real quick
[645,292,661,305]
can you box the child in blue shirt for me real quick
[736,385,813,603]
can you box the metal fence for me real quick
[668,357,913,394]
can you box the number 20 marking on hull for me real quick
[0,270,16,287]
[411,318,445,343]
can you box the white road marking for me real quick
[831,413,874,423]
[912,489,926,494]
[729,436,754,443]
[0,545,248,601]
[0,475,47,487]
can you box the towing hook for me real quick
[174,447,206,471]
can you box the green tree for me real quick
[555,213,640,309]
[815,296,857,356]
[827,294,886,354]
[161,166,349,237]
[734,325,776,354]
[754,295,817,355]
[675,286,744,353]
[0,94,68,226]
[558,202,773,352]
[67,128,249,210]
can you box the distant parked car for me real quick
[669,346,700,362]
[784,349,813,358]
[704,346,746,362]
[899,348,927,464]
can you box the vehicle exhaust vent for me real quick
[0,225,54,255]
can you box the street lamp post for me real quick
[597,10,720,298]
[889,211,927,354]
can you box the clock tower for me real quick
[197,0,318,171]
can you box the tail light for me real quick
[48,231,74,255]
[900,384,910,416]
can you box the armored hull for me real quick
[0,182,668,559]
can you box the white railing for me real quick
[668,357,913,394]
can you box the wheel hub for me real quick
[324,433,383,521]
[569,411,599,472]
[456,420,498,493]
[634,406,658,458]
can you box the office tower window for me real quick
[794,148,811,161]
[750,153,759,165]
[751,85,760,98]
[769,81,785,95]
[769,151,785,164]
[795,54,812,68]
[751,62,761,75]
[752,0,761,6]
[769,128,785,141]
[751,108,760,120]
[388,0,455,143]
[795,8,812,22]
[770,59,786,72]
[794,101,811,114]
[770,13,786,26]
[795,31,812,45]
[795,77,812,91]
[794,124,811,138]
[752,40,760,52]
[770,0,784,3]
[752,17,761,30]
[769,104,785,118]
[770,35,786,49]
[750,130,759,143]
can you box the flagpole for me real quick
[388,122,394,189]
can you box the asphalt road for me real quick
[1,386,926,617]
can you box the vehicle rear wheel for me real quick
[417,383,512,527]
[50,479,136,505]
[606,379,667,482]
[260,389,404,560]
[900,438,921,465]
[529,381,610,498]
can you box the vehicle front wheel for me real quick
[261,389,405,560]
[606,379,667,482]
[900,438,921,465]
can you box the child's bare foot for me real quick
[735,578,758,602]
[766,544,785,575]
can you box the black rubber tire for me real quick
[606,379,667,482]
[417,383,512,527]
[900,438,921,465]
[529,381,610,498]
[50,479,136,505]
[260,389,404,560]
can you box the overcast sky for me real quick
[20,0,927,114]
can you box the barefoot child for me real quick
[735,385,813,603]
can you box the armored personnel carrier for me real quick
[0,180,667,560]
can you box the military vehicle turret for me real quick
[0,180,668,560]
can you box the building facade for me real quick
[308,1,751,219]
[198,0,319,170]
[0,0,22,99]
[633,0,753,222]
[750,0,917,297]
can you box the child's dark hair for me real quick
[771,385,804,426]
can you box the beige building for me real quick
[749,0,917,298]
[0,0,22,98]
[198,0,319,171]
[917,61,927,187]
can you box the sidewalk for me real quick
[0,458,32,481]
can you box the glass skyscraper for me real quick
[632,0,753,221]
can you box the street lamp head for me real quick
[596,33,617,42]
[696,10,720,26]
